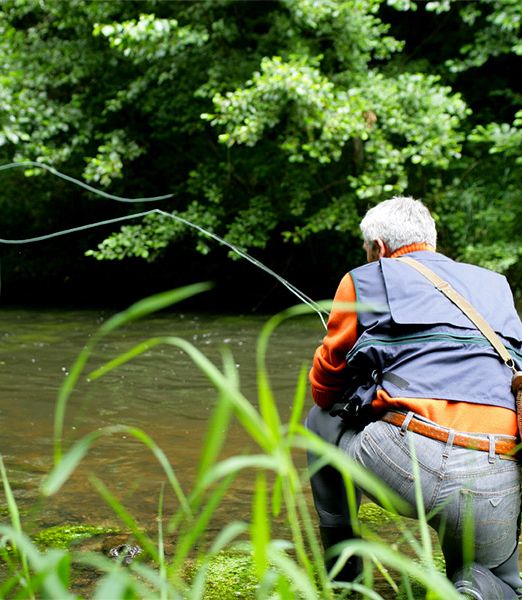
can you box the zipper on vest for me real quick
[347,331,501,360]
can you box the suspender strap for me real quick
[396,256,517,373]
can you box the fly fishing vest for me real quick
[345,251,522,409]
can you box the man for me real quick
[306,196,522,599]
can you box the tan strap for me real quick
[396,256,516,371]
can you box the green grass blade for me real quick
[163,336,271,449]
[54,345,92,463]
[93,569,141,600]
[42,430,101,496]
[168,473,236,575]
[0,465,32,596]
[0,456,24,539]
[252,472,270,578]
[256,312,286,442]
[0,526,77,599]
[90,334,272,452]
[196,350,237,481]
[271,475,283,517]
[348,582,387,599]
[92,333,271,449]
[408,436,433,563]
[257,366,281,444]
[196,394,234,481]
[342,539,462,600]
[125,426,190,515]
[88,337,164,380]
[461,490,475,567]
[208,521,249,554]
[293,481,332,593]
[196,455,279,491]
[157,483,167,600]
[76,552,175,599]
[268,546,319,600]
[221,344,240,389]
[278,463,316,583]
[287,364,308,438]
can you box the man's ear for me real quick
[365,238,389,262]
[374,239,388,258]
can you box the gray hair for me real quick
[360,196,437,253]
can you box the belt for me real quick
[382,411,518,458]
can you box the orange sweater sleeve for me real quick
[309,273,358,408]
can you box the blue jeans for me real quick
[306,406,522,597]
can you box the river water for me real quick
[0,307,324,545]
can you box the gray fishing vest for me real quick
[346,251,522,410]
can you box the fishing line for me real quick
[0,162,328,328]
[152,209,329,329]
[0,161,174,203]
[0,210,157,244]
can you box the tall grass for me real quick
[0,286,463,599]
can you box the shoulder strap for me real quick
[396,256,516,372]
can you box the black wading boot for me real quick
[319,526,362,582]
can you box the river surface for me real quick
[0,307,324,543]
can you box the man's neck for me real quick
[390,243,435,258]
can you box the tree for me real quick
[0,0,520,303]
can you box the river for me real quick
[0,307,323,556]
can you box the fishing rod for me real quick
[0,161,329,329]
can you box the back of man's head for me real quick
[360,196,437,254]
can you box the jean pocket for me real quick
[457,483,521,566]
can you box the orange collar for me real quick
[390,243,435,258]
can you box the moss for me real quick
[359,502,402,526]
[185,552,259,599]
[33,524,120,550]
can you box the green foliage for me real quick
[0,0,521,296]
[438,0,522,72]
[206,57,467,175]
[85,212,178,261]
[436,164,522,284]
[469,110,522,163]
[184,552,259,599]
[82,130,144,187]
